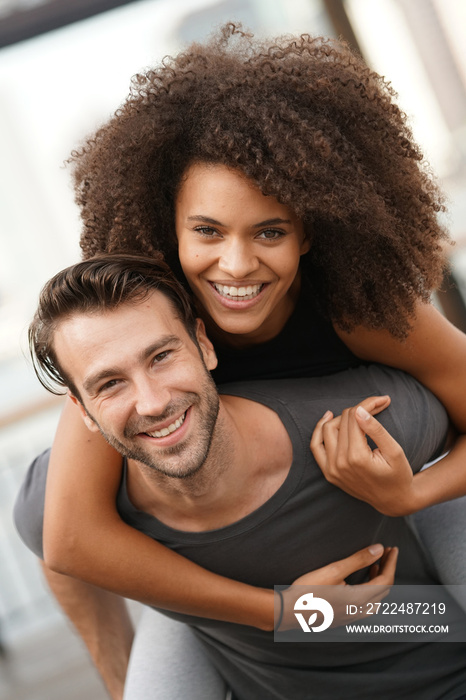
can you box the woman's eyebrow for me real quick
[186,215,292,227]
[252,218,292,227]
[186,215,223,225]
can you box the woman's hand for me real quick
[335,303,466,509]
[310,396,417,515]
[276,544,398,631]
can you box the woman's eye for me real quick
[194,226,220,238]
[257,229,285,241]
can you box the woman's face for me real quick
[175,162,309,345]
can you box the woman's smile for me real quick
[210,282,265,301]
[206,280,270,313]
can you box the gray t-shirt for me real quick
[14,365,466,700]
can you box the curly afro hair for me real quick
[70,23,449,338]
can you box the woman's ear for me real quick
[195,318,218,371]
[300,220,312,256]
[300,236,311,256]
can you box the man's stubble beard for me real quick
[86,372,221,480]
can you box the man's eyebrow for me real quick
[83,368,122,393]
[82,335,182,393]
[186,215,292,227]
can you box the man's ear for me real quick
[68,391,99,433]
[195,318,218,371]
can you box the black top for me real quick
[211,281,361,385]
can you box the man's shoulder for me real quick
[217,364,398,439]
[218,364,448,471]
[218,364,423,407]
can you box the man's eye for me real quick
[153,350,170,363]
[98,379,120,393]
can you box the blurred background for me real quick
[0,0,465,697]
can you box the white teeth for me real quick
[213,283,263,300]
[146,412,186,439]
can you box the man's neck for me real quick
[126,395,293,532]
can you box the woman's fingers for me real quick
[321,543,386,583]
[367,546,398,585]
[355,405,405,462]
[291,543,385,587]
[310,410,335,467]
[356,395,391,416]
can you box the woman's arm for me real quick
[43,400,391,631]
[334,301,466,514]
[44,398,274,630]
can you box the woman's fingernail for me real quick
[369,544,384,556]
[356,406,371,420]
[322,410,332,420]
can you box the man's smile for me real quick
[143,409,188,439]
[135,407,193,448]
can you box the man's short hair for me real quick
[29,254,197,398]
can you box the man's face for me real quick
[54,292,220,478]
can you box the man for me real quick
[15,254,466,700]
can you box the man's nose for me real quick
[133,380,172,417]
[217,238,260,278]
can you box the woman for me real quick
[42,22,465,658]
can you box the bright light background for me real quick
[347,0,453,173]
[0,0,465,417]
[346,0,466,239]
[0,0,331,415]
[0,0,465,666]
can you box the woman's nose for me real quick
[217,238,260,278]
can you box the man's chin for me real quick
[114,441,206,480]
[132,455,205,480]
